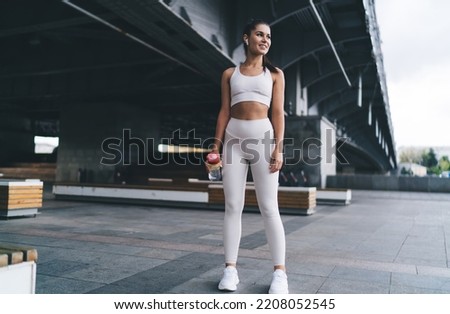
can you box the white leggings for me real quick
[222,117,286,266]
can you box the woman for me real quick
[207,19,288,294]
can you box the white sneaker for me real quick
[268,269,289,294]
[218,266,239,291]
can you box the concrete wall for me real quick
[0,113,34,164]
[168,0,237,57]
[56,102,160,183]
[327,175,450,193]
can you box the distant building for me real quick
[397,162,427,177]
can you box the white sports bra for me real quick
[229,66,273,107]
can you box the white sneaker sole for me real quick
[218,279,239,292]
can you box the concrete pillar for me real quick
[284,64,308,116]
[56,102,160,183]
[0,113,34,164]
[283,116,336,188]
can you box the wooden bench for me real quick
[53,181,209,205]
[0,244,38,293]
[53,179,318,215]
[208,184,316,215]
[316,188,352,205]
[0,163,56,182]
[0,179,43,218]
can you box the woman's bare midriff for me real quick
[230,101,269,120]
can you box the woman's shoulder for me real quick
[270,67,285,81]
[273,67,284,75]
[223,67,236,75]
[221,67,236,81]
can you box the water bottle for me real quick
[206,152,222,181]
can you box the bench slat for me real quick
[208,186,316,209]
[0,198,43,205]
[0,193,43,201]
[0,253,7,267]
[0,244,38,263]
[1,203,42,210]
[0,249,24,265]
[0,189,43,196]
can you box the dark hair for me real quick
[242,19,277,73]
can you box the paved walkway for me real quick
[2,187,450,294]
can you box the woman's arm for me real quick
[211,67,234,153]
[269,68,285,173]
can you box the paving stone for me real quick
[328,266,391,285]
[36,276,104,294]
[287,273,328,294]
[391,272,450,291]
[2,188,450,294]
[318,277,390,294]
[37,259,90,276]
[287,261,335,277]
[87,252,223,294]
[62,264,145,284]
[135,247,190,260]
[389,284,449,294]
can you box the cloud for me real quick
[388,60,450,146]
[378,0,450,80]
[376,0,450,147]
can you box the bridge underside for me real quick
[0,0,396,180]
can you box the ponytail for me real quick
[263,55,277,73]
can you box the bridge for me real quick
[0,0,395,187]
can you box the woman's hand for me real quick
[205,151,222,173]
[269,151,283,173]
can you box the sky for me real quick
[375,0,450,149]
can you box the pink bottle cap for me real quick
[206,153,220,164]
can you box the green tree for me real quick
[422,148,438,168]
[399,148,424,163]
[400,167,413,176]
[439,155,450,172]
